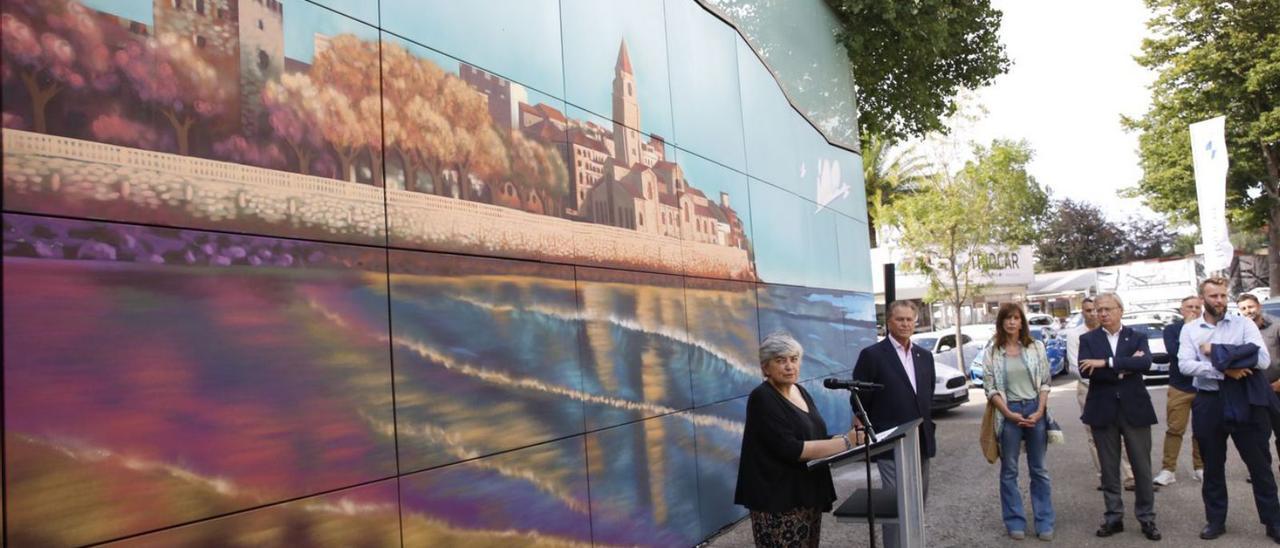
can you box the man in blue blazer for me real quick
[1079,293,1160,540]
[852,300,937,548]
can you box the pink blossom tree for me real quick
[262,73,324,175]
[113,32,232,155]
[1,0,114,133]
[90,112,169,150]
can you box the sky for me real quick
[940,0,1159,222]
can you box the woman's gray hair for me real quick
[759,331,804,365]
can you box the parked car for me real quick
[1123,309,1180,325]
[1125,319,1171,384]
[965,327,1065,387]
[1264,297,1280,319]
[931,360,970,413]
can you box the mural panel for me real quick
[670,146,755,281]
[400,437,592,546]
[586,413,703,547]
[2,213,396,546]
[737,38,860,219]
[575,267,692,430]
[692,397,749,541]
[1,0,873,545]
[749,178,842,289]
[683,276,761,406]
[756,283,859,381]
[664,0,747,172]
[388,250,586,472]
[1,0,387,246]
[560,0,674,144]
[108,480,401,547]
[380,0,565,98]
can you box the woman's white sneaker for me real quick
[1153,469,1177,486]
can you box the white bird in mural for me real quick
[814,158,850,212]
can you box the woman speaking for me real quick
[735,331,856,546]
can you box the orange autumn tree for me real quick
[309,35,381,184]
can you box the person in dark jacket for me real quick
[735,331,855,547]
[1180,278,1279,543]
[1237,294,1280,473]
[1079,292,1161,540]
[852,300,936,548]
[1155,296,1203,486]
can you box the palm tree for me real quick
[862,132,931,248]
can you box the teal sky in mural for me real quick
[664,0,747,172]
[384,33,563,109]
[379,0,564,97]
[80,0,150,24]
[560,0,675,141]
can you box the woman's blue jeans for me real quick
[999,398,1054,535]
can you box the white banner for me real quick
[1189,116,1233,273]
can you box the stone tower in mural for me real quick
[236,0,285,134]
[152,0,285,134]
[612,40,642,168]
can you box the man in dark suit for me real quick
[1079,292,1160,540]
[852,300,936,548]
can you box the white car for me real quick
[931,359,970,412]
[1124,319,1171,382]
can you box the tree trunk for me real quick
[369,147,384,188]
[21,71,60,134]
[286,139,311,175]
[161,109,195,156]
[395,147,416,191]
[953,300,966,373]
[1263,144,1280,293]
[332,145,358,182]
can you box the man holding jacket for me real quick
[1079,292,1160,540]
[1180,278,1280,542]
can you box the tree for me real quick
[862,132,930,247]
[1116,217,1176,263]
[506,129,568,215]
[114,33,231,155]
[1122,0,1279,289]
[1,0,115,133]
[309,35,382,184]
[262,73,324,175]
[1035,198,1124,271]
[827,0,1011,142]
[887,139,1047,372]
[381,40,447,192]
[439,75,507,201]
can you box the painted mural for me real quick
[2,0,874,546]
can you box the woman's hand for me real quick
[1021,410,1043,427]
[1004,411,1026,423]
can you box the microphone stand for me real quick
[850,388,879,548]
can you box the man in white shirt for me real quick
[1180,277,1280,543]
[1067,297,1133,489]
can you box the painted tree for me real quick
[440,75,508,201]
[0,0,115,133]
[506,131,568,215]
[381,40,448,191]
[312,84,363,182]
[262,73,324,175]
[114,33,231,155]
[309,35,382,184]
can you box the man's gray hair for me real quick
[759,331,804,365]
[1095,292,1124,310]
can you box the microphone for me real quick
[822,377,884,391]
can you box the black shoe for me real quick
[1199,523,1226,540]
[1096,521,1124,537]
[1267,525,1280,544]
[1141,521,1162,541]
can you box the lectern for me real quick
[807,418,926,547]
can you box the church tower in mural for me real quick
[612,40,642,168]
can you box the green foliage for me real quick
[828,0,1011,141]
[1036,199,1124,271]
[861,132,931,247]
[888,139,1047,303]
[1035,199,1178,272]
[1122,0,1279,236]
